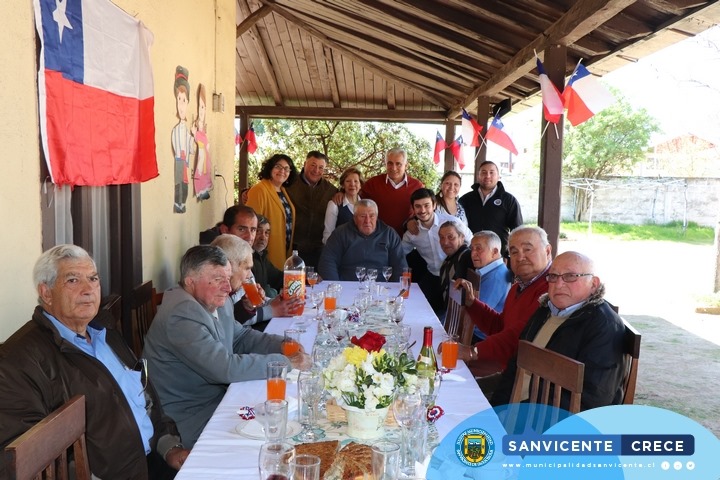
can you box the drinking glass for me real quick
[372,441,400,480]
[392,390,424,477]
[329,314,348,344]
[281,329,302,357]
[353,292,371,315]
[297,372,324,442]
[366,268,378,283]
[441,334,459,370]
[243,276,264,308]
[310,290,325,321]
[255,399,288,442]
[267,361,289,400]
[385,297,405,323]
[306,267,318,291]
[399,276,411,299]
[382,266,393,283]
[418,371,443,450]
[258,441,295,480]
[324,283,342,312]
[355,266,366,284]
[289,454,321,480]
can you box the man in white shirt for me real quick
[402,188,472,314]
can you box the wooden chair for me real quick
[465,268,480,292]
[99,293,122,331]
[444,284,474,345]
[510,340,585,413]
[4,395,91,480]
[131,281,158,357]
[621,317,641,404]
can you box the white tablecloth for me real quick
[175,281,493,479]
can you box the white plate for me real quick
[234,420,302,440]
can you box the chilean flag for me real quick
[536,57,564,124]
[450,135,464,170]
[244,123,258,154]
[562,64,615,126]
[432,131,447,165]
[33,0,158,186]
[461,109,483,147]
[485,118,518,155]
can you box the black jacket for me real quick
[491,286,626,411]
[458,181,523,256]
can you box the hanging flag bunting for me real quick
[485,118,518,155]
[536,57,564,124]
[450,135,465,170]
[245,123,257,154]
[33,0,158,186]
[562,64,616,126]
[461,109,483,147]
[235,127,241,146]
[433,131,447,165]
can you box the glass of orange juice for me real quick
[267,361,288,400]
[281,329,302,356]
[441,334,459,370]
[324,283,342,312]
[242,276,264,308]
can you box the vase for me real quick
[343,405,389,439]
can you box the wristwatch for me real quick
[471,345,478,361]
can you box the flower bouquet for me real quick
[323,331,418,411]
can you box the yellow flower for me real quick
[343,346,369,367]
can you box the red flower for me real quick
[350,330,386,352]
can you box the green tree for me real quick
[563,89,660,220]
[241,120,440,189]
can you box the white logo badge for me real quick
[493,199,502,206]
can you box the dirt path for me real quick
[559,235,720,436]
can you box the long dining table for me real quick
[174,281,496,480]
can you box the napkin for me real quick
[441,372,466,382]
[414,455,431,479]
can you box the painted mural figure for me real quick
[172,65,194,213]
[193,84,213,200]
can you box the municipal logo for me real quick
[493,199,502,206]
[455,427,495,467]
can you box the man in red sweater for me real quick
[360,148,424,236]
[452,226,552,370]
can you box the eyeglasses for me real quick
[273,165,291,172]
[546,273,593,283]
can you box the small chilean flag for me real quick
[433,132,447,165]
[450,135,464,170]
[34,0,158,186]
[563,64,615,126]
[245,123,257,154]
[461,109,483,147]
[485,118,518,155]
[536,57,564,124]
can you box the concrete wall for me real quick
[0,0,237,340]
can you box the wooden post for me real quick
[238,112,250,194]
[537,45,566,258]
[474,97,490,180]
[443,121,455,172]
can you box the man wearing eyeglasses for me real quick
[0,245,188,479]
[451,226,552,372]
[285,151,338,267]
[491,251,625,411]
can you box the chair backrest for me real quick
[131,280,157,357]
[510,340,585,413]
[621,317,641,404]
[4,395,91,480]
[465,268,480,292]
[444,284,474,345]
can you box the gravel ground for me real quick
[559,234,720,436]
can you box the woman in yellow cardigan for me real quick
[246,154,298,269]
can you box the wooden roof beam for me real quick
[237,105,446,122]
[449,0,637,118]
[236,4,273,38]
[323,46,341,108]
[259,0,450,110]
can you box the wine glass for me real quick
[382,266,393,282]
[392,390,424,477]
[306,267,318,291]
[366,268,378,283]
[259,442,295,480]
[355,266,366,285]
[329,314,348,344]
[418,371,443,449]
[297,372,324,442]
[310,290,325,321]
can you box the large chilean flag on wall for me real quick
[33,0,158,186]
